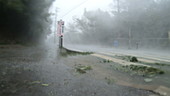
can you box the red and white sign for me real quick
[57,20,64,36]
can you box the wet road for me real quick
[64,44,170,63]
[0,43,155,96]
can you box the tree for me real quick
[66,0,170,49]
[0,0,54,44]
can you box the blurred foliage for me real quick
[66,0,170,49]
[0,0,25,12]
[0,0,54,44]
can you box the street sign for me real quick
[57,19,65,48]
[57,20,64,36]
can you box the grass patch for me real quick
[74,64,92,74]
[122,65,164,76]
[154,63,170,66]
[105,77,115,85]
[140,61,170,67]
[60,47,93,57]
[116,55,138,62]
[100,59,112,63]
[110,63,164,77]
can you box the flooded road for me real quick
[0,43,156,96]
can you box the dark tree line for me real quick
[65,0,170,49]
[0,0,54,44]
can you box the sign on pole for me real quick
[57,20,64,36]
[57,19,65,48]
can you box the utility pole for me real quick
[54,13,57,43]
[128,27,132,49]
[117,0,120,13]
[168,31,170,40]
[168,31,170,47]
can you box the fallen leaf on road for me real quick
[75,64,92,74]
[144,78,153,83]
[42,84,49,86]
[31,81,41,84]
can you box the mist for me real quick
[1,1,170,95]
[64,0,170,50]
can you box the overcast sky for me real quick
[50,0,113,24]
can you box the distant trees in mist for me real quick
[65,0,170,49]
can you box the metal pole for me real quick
[59,36,63,48]
[117,0,120,13]
[59,36,61,48]
[58,20,64,48]
[128,27,131,49]
[60,36,63,48]
[54,14,57,43]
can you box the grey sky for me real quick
[50,0,113,24]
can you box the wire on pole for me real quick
[61,0,89,18]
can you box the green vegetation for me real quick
[110,63,164,77]
[122,65,164,76]
[105,77,115,85]
[116,56,138,62]
[130,57,138,62]
[66,0,170,48]
[0,0,54,44]
[100,59,112,63]
[60,47,93,57]
[109,55,167,77]
[154,63,170,66]
[140,61,170,67]
[144,78,153,83]
[74,64,92,74]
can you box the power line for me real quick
[61,0,89,18]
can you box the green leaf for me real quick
[41,84,49,87]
